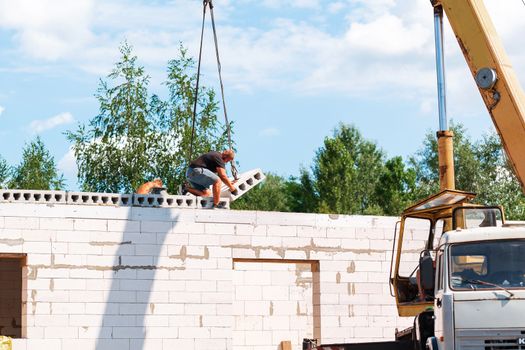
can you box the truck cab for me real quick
[391,189,525,350]
[428,221,525,349]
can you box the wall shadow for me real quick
[95,206,179,350]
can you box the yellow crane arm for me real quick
[434,0,525,191]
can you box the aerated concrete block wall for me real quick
[0,201,416,350]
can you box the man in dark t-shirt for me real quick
[185,150,237,208]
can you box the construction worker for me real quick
[184,150,237,209]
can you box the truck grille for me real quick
[456,329,525,349]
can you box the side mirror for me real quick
[419,251,435,291]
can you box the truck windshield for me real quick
[450,240,525,290]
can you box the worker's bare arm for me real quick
[217,167,235,192]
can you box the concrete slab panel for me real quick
[133,194,196,209]
[195,197,230,210]
[0,190,66,204]
[67,192,132,206]
[220,169,265,202]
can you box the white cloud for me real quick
[328,2,345,14]
[291,0,319,9]
[58,147,78,188]
[0,106,4,117]
[29,112,74,134]
[259,127,280,137]
[345,14,428,55]
[1,0,524,110]
[0,0,94,60]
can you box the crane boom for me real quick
[433,0,525,191]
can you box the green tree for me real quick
[277,124,416,215]
[231,173,292,211]
[474,132,525,219]
[67,42,229,193]
[375,156,417,216]
[410,122,480,198]
[312,123,385,214]
[285,168,320,213]
[410,123,525,220]
[0,155,10,188]
[67,42,155,193]
[9,137,65,190]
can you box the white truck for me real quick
[312,190,525,350]
[427,211,525,349]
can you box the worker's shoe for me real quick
[211,203,227,210]
[178,183,189,195]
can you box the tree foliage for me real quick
[285,169,319,213]
[233,121,525,219]
[312,123,385,214]
[234,124,417,216]
[0,155,10,188]
[231,173,292,212]
[8,137,65,190]
[67,42,229,193]
[410,122,525,220]
[375,156,417,216]
[410,123,479,197]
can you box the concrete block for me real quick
[184,303,217,315]
[201,291,232,304]
[284,250,307,259]
[205,223,236,235]
[112,327,145,339]
[244,301,271,316]
[74,218,107,231]
[267,225,297,237]
[195,339,228,349]
[297,226,327,238]
[196,196,230,209]
[186,280,216,292]
[236,285,262,301]
[67,192,132,206]
[195,209,256,224]
[4,217,39,229]
[140,220,172,233]
[11,340,27,350]
[23,340,62,350]
[163,339,195,348]
[178,326,210,339]
[19,228,56,242]
[107,219,141,232]
[169,315,199,327]
[78,327,113,339]
[220,168,265,202]
[169,291,202,303]
[0,189,66,204]
[133,194,196,208]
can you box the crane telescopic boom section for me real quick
[432,0,525,192]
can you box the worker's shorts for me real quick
[186,167,219,191]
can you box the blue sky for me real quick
[1,0,525,190]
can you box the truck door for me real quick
[433,249,445,340]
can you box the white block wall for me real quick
[0,203,416,350]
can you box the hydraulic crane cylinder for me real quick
[434,5,455,190]
[437,130,455,190]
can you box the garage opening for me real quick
[0,254,26,338]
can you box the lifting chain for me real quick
[188,0,239,180]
